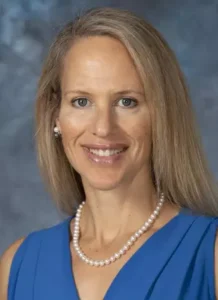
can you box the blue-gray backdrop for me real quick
[1,0,218,255]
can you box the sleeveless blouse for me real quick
[8,208,218,299]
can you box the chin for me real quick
[83,176,123,191]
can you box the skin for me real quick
[1,36,218,300]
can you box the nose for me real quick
[90,106,115,137]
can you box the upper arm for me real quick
[214,231,218,299]
[0,238,25,300]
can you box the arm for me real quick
[215,232,218,299]
[0,238,24,300]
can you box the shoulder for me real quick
[214,227,218,298]
[0,217,71,300]
[0,237,25,300]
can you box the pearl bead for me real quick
[110,257,115,262]
[138,229,143,235]
[141,226,146,232]
[127,240,133,246]
[135,232,140,238]
[130,236,136,242]
[105,260,110,265]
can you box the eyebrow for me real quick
[63,89,145,97]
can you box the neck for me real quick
[79,172,159,246]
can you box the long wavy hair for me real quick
[35,7,218,216]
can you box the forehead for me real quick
[61,36,143,91]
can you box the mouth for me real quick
[83,147,128,157]
[82,146,129,165]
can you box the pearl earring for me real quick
[54,126,61,138]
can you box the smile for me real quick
[87,148,125,157]
[82,146,128,165]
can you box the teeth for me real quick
[88,148,124,156]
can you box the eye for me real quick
[71,97,90,107]
[70,97,138,108]
[118,97,137,108]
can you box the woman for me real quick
[1,6,218,300]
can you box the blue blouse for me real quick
[8,208,218,299]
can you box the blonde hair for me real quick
[35,7,218,216]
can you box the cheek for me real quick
[57,120,81,159]
[129,113,151,143]
[128,114,152,161]
[58,105,94,137]
[58,111,85,139]
[58,115,83,169]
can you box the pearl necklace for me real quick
[73,192,165,267]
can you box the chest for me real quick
[71,249,133,300]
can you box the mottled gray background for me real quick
[0,0,218,255]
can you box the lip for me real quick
[83,146,127,165]
[82,143,129,150]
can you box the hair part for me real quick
[35,7,218,216]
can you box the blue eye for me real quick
[71,98,89,107]
[71,97,137,108]
[118,98,137,108]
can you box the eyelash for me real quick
[70,97,138,108]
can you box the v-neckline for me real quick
[63,207,187,299]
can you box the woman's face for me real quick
[56,36,152,191]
